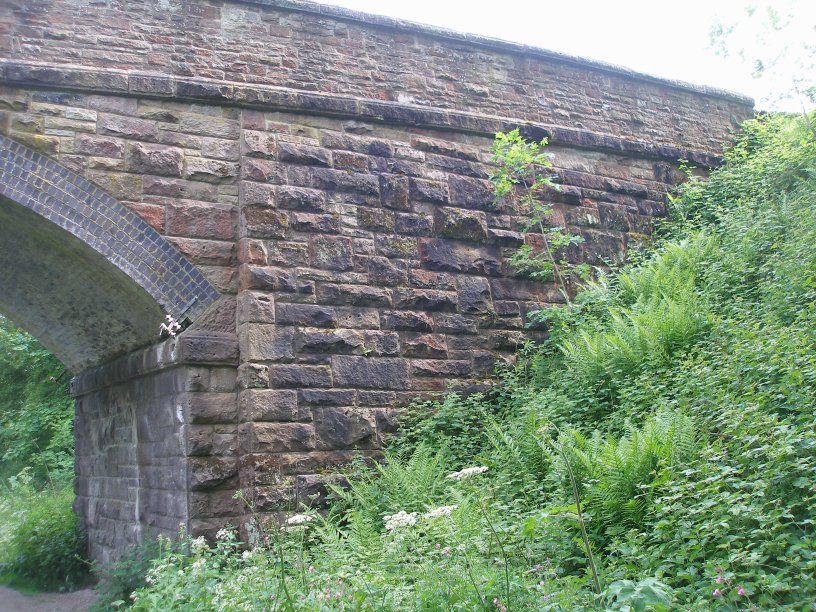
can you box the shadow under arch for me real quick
[0,134,220,371]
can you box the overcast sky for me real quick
[318,0,815,112]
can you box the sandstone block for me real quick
[242,207,289,238]
[456,276,493,314]
[393,288,457,312]
[401,333,448,358]
[448,176,495,210]
[127,142,183,176]
[185,157,239,183]
[380,310,433,332]
[189,457,238,491]
[242,129,276,159]
[395,212,433,236]
[379,174,410,210]
[295,328,363,354]
[239,389,303,421]
[74,134,125,158]
[242,422,315,453]
[314,407,377,450]
[238,324,295,361]
[411,359,472,377]
[409,177,448,203]
[239,265,298,293]
[236,291,275,324]
[316,283,392,307]
[434,206,488,242]
[276,304,337,328]
[242,158,286,183]
[278,142,331,167]
[308,235,354,271]
[166,201,236,240]
[269,364,333,388]
[358,207,395,232]
[332,356,410,389]
[433,313,478,335]
[367,256,408,286]
[275,185,328,211]
[419,239,501,275]
[298,389,357,407]
[237,363,270,389]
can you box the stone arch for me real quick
[0,134,220,371]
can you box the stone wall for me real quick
[1,0,750,154]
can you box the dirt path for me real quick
[0,587,96,612]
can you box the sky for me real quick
[317,0,815,112]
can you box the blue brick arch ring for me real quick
[0,134,220,326]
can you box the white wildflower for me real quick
[191,536,208,554]
[383,510,418,530]
[191,558,206,571]
[445,466,488,480]
[286,513,315,526]
[423,505,457,519]
[216,527,233,541]
[242,550,252,560]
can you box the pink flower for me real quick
[308,565,315,572]
[715,575,723,584]
[737,586,747,596]
[713,589,722,597]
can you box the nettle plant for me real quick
[490,129,589,301]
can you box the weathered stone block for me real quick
[457,276,493,314]
[380,310,433,332]
[316,283,392,307]
[241,422,315,453]
[242,207,289,238]
[298,389,357,407]
[238,324,295,361]
[127,142,183,176]
[380,174,410,210]
[276,304,337,328]
[419,239,501,275]
[401,333,448,358]
[236,291,275,324]
[308,236,354,271]
[434,206,488,242]
[295,328,363,354]
[239,265,298,293]
[393,288,457,312]
[314,407,377,449]
[332,355,410,389]
[367,256,408,286]
[189,457,238,490]
[358,207,395,232]
[269,364,333,388]
[278,142,331,167]
[185,157,239,183]
[411,359,472,377]
[409,177,448,203]
[239,389,304,421]
[242,130,276,159]
[187,393,238,424]
[448,176,495,210]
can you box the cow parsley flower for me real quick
[383,510,418,530]
[286,513,315,526]
[423,505,457,519]
[446,466,488,480]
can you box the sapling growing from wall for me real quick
[490,129,589,304]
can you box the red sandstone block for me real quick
[165,200,236,240]
[125,202,165,232]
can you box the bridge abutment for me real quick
[72,333,239,562]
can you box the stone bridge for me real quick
[0,0,752,561]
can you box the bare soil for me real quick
[0,587,96,612]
